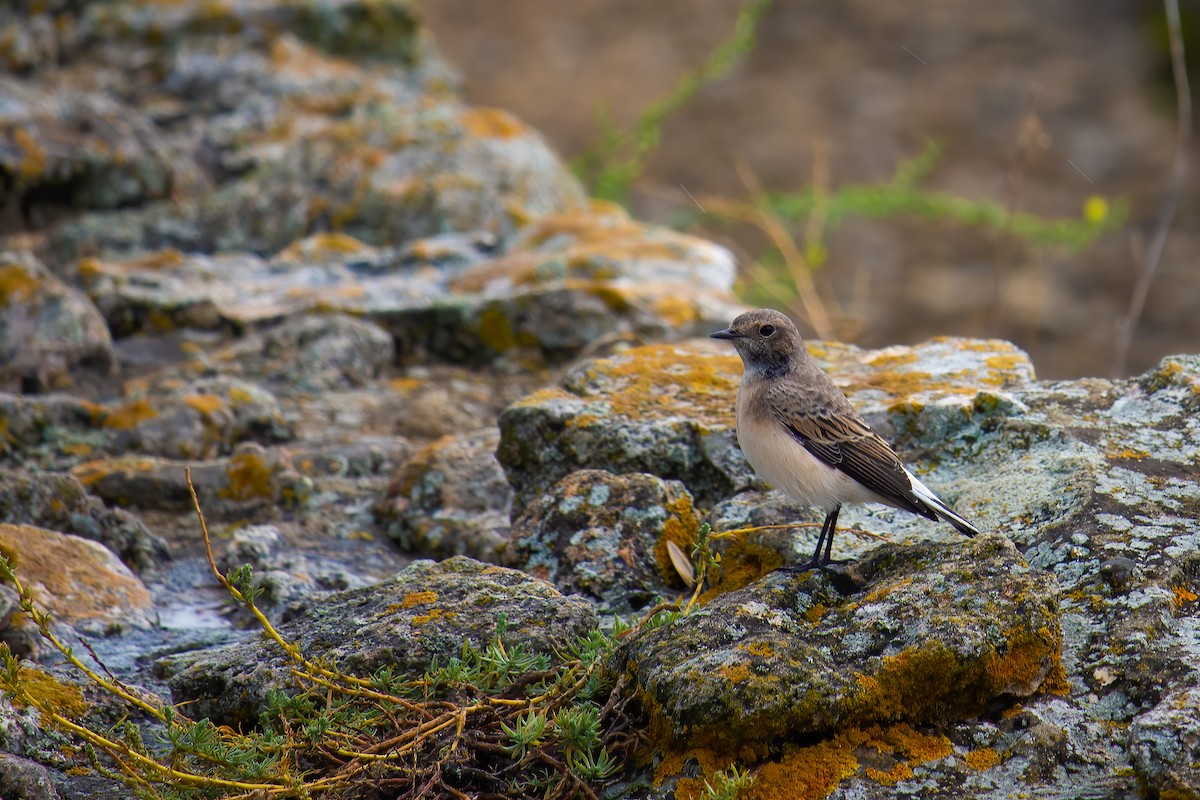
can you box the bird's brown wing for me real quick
[770,397,937,521]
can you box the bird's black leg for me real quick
[804,505,841,569]
[821,505,841,565]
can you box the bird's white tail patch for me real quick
[904,468,981,536]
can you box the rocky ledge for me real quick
[1,2,1198,800]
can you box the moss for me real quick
[963,747,1002,771]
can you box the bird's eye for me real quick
[759,324,776,337]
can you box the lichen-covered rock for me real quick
[1129,684,1200,799]
[100,377,291,459]
[0,523,155,635]
[205,313,395,393]
[70,443,311,516]
[162,556,598,726]
[0,78,173,225]
[0,470,167,570]
[215,524,377,621]
[0,753,62,800]
[376,428,511,562]
[509,469,698,609]
[0,250,115,392]
[622,534,1062,750]
[73,207,743,368]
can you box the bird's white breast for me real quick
[735,376,879,511]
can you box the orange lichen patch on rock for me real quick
[875,722,953,764]
[101,398,159,430]
[275,232,370,263]
[864,349,919,368]
[389,376,423,393]
[572,344,741,428]
[745,735,860,800]
[1106,447,1150,461]
[804,603,828,625]
[654,747,754,800]
[459,107,528,139]
[10,127,49,180]
[740,641,776,658]
[13,667,89,718]
[983,626,1062,696]
[269,35,359,80]
[477,305,518,352]
[70,457,159,487]
[862,577,914,604]
[700,540,784,602]
[866,762,913,785]
[400,590,437,609]
[222,450,275,500]
[653,492,700,585]
[1172,586,1198,608]
[964,747,1002,771]
[411,609,447,626]
[183,393,227,416]
[0,523,152,624]
[0,263,40,305]
[719,663,753,684]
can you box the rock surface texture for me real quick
[0,3,1196,800]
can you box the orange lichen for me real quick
[964,747,1002,771]
[459,107,527,139]
[654,748,734,800]
[0,264,39,305]
[101,399,159,429]
[477,306,517,352]
[13,667,88,718]
[863,577,914,604]
[741,641,776,658]
[653,492,700,585]
[875,722,953,764]
[401,590,437,609]
[866,762,913,785]
[719,664,752,684]
[1107,447,1150,461]
[183,394,226,416]
[700,540,784,602]
[804,604,828,625]
[222,451,274,500]
[411,609,446,626]
[276,232,370,262]
[1172,586,1198,608]
[744,735,860,800]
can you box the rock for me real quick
[100,376,291,459]
[509,469,699,609]
[162,556,598,726]
[205,313,394,393]
[0,250,115,392]
[0,754,61,800]
[1129,684,1200,799]
[73,207,742,368]
[0,523,155,634]
[0,470,168,570]
[70,443,312,516]
[376,428,512,562]
[0,78,172,227]
[621,534,1062,749]
[215,524,376,621]
[51,100,586,261]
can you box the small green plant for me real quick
[0,469,647,799]
[573,0,773,204]
[704,763,756,800]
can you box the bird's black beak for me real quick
[709,328,742,340]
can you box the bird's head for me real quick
[710,308,805,375]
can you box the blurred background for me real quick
[421,0,1197,380]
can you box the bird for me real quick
[710,308,980,569]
